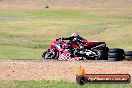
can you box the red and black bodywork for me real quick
[42,37,109,60]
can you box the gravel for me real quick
[0,60,131,82]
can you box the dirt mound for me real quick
[0,60,132,82]
[1,0,132,9]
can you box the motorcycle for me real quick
[42,37,109,60]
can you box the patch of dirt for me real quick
[1,0,132,9]
[0,60,132,82]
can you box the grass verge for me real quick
[0,8,132,59]
[0,80,132,88]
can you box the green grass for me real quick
[0,80,131,88]
[0,45,42,60]
[0,8,132,59]
[0,9,98,19]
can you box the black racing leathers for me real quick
[62,36,84,49]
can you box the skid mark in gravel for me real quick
[0,60,132,82]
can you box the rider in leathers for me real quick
[62,33,86,56]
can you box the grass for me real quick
[0,4,132,88]
[0,80,132,88]
[0,8,132,59]
[0,45,42,60]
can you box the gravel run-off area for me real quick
[0,60,132,82]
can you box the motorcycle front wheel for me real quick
[42,49,59,60]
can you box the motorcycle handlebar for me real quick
[56,38,63,41]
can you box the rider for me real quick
[62,33,85,50]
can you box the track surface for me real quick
[0,60,132,82]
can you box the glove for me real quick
[56,38,62,41]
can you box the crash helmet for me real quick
[71,33,80,37]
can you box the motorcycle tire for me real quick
[42,51,51,59]
[42,49,59,60]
